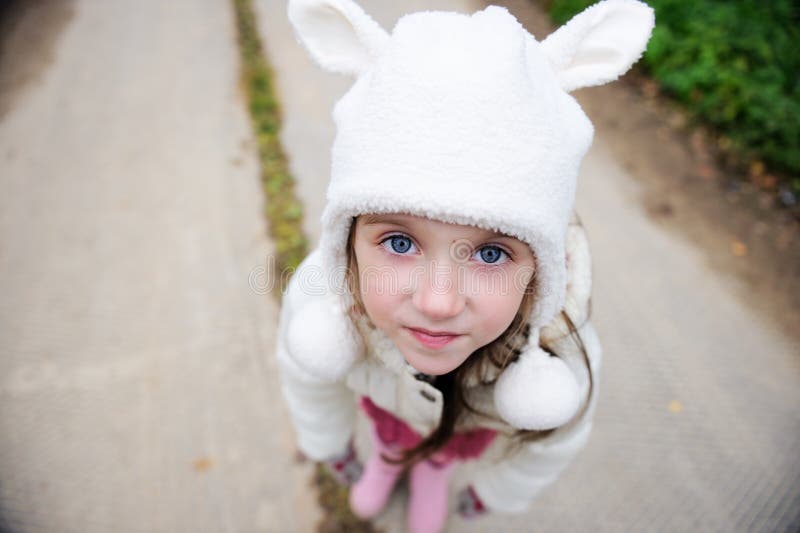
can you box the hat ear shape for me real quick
[288,0,389,76]
[494,331,582,430]
[540,0,655,92]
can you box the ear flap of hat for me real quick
[288,0,389,76]
[494,329,582,430]
[540,0,655,92]
[541,221,593,341]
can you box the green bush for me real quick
[548,0,800,190]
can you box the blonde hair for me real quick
[344,217,594,464]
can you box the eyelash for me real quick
[378,233,512,265]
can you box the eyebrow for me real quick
[360,214,414,227]
[359,214,510,240]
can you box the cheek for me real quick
[360,284,396,318]
[359,262,416,298]
[472,285,526,343]
[355,256,417,324]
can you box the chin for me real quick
[400,349,461,376]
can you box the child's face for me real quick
[353,213,536,375]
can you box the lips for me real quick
[409,326,461,337]
[406,327,462,349]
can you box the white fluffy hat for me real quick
[287,0,653,429]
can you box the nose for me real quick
[411,263,466,320]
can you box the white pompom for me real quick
[494,345,581,430]
[286,298,364,381]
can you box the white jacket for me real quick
[274,216,602,513]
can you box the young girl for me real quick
[276,0,654,531]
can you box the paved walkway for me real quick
[258,0,800,532]
[0,1,317,531]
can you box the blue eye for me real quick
[381,235,416,255]
[474,245,508,264]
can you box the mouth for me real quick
[405,327,462,349]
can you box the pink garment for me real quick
[349,423,406,519]
[360,397,496,462]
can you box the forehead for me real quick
[357,212,512,240]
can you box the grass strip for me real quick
[232,0,308,280]
[230,1,378,531]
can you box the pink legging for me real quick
[360,396,497,463]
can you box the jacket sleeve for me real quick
[274,249,358,461]
[470,318,603,513]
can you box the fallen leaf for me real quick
[749,160,765,178]
[668,400,683,413]
[193,457,213,472]
[730,240,748,257]
[650,201,674,217]
[758,174,777,190]
[696,164,716,180]
[642,79,659,98]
